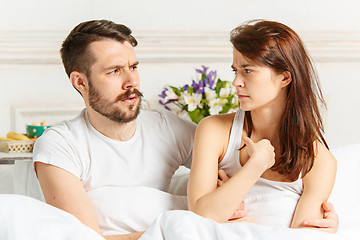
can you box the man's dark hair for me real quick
[60,19,138,78]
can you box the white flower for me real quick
[230,86,236,95]
[164,88,179,102]
[179,91,203,112]
[219,98,228,106]
[209,98,223,115]
[231,96,239,105]
[204,87,216,101]
[219,87,231,98]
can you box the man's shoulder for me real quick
[38,109,87,140]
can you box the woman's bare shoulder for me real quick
[303,140,337,183]
[314,141,337,164]
[198,112,236,129]
[195,113,236,147]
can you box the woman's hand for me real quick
[245,137,275,171]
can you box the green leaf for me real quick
[188,87,195,95]
[169,86,181,96]
[215,79,223,95]
[221,105,232,114]
[188,108,205,124]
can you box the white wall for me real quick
[0,0,359,148]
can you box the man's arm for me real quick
[35,162,143,240]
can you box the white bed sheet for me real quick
[140,210,345,240]
[0,194,104,240]
[0,143,359,239]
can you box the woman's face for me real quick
[231,49,289,112]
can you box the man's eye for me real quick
[110,69,120,74]
[244,69,252,74]
[130,66,138,71]
[232,69,237,75]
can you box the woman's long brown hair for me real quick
[231,20,328,180]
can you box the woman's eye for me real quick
[244,69,252,74]
[232,69,238,75]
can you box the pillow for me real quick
[169,166,190,196]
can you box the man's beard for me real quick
[88,82,143,123]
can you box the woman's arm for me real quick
[187,116,275,223]
[290,142,337,228]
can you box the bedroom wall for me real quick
[0,0,359,148]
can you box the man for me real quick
[33,20,338,240]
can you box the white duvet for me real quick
[1,143,359,239]
[0,194,104,240]
[141,210,349,240]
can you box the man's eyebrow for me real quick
[104,65,125,71]
[103,61,139,71]
[130,61,139,67]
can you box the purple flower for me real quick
[206,70,217,89]
[158,88,168,99]
[191,79,205,93]
[158,100,171,110]
[191,80,200,92]
[196,65,209,75]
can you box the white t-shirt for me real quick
[33,108,196,234]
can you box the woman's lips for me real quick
[237,94,249,99]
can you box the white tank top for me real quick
[218,110,303,227]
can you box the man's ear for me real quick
[281,71,292,88]
[70,71,88,95]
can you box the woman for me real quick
[187,20,337,228]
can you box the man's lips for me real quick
[116,89,143,103]
[121,94,138,103]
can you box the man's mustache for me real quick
[115,89,143,102]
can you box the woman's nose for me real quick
[232,74,245,88]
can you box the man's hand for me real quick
[302,202,339,233]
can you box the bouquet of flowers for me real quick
[158,66,239,124]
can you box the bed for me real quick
[0,143,359,239]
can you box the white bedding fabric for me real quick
[0,194,104,240]
[329,143,360,236]
[0,143,359,239]
[87,186,187,235]
[140,210,343,240]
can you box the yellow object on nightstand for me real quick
[0,131,34,153]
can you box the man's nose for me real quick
[123,70,139,89]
